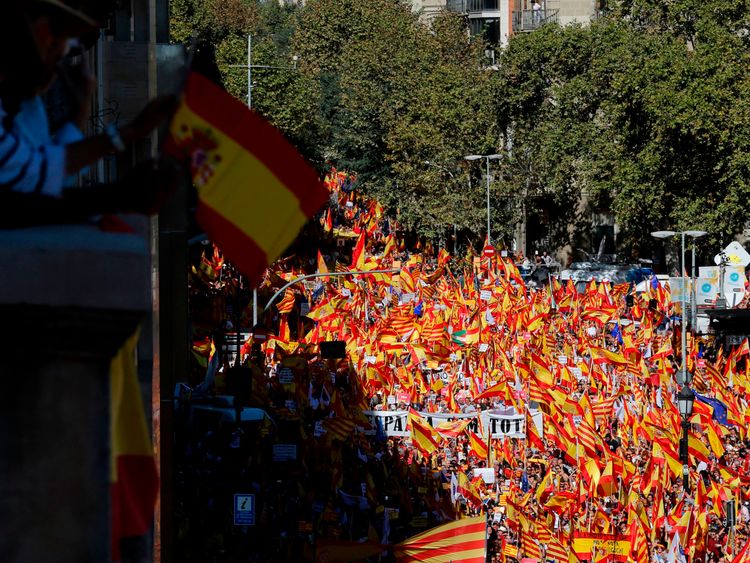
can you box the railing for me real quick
[447,0,500,13]
[446,0,467,12]
[511,9,559,31]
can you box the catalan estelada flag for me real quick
[110,329,158,560]
[394,514,486,562]
[169,71,328,285]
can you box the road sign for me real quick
[252,326,267,342]
[696,277,717,304]
[272,443,297,462]
[715,241,750,267]
[482,245,496,258]
[668,277,689,303]
[233,494,255,526]
[724,266,747,306]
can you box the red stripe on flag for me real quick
[196,201,269,285]
[402,521,486,545]
[184,72,326,215]
[395,540,487,561]
[111,455,159,540]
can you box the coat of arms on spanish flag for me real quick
[169,71,328,285]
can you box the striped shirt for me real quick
[0,98,67,198]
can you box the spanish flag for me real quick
[456,471,483,508]
[394,514,486,562]
[110,330,158,559]
[409,409,442,456]
[467,429,489,460]
[170,72,328,285]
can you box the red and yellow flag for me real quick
[467,429,489,460]
[317,249,330,282]
[170,71,328,285]
[351,231,366,270]
[394,514,486,562]
[409,410,442,456]
[110,330,158,559]
[457,471,483,508]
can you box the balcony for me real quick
[447,0,501,16]
[512,8,559,31]
[0,224,150,562]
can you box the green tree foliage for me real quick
[492,2,750,256]
[292,1,500,241]
[171,0,500,245]
[170,0,750,255]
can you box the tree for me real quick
[293,2,499,242]
[170,0,750,256]
[490,5,750,259]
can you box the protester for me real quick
[181,172,750,563]
[0,0,178,227]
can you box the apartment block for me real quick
[437,0,597,45]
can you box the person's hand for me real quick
[122,95,179,142]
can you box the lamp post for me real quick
[651,230,708,384]
[229,34,299,111]
[229,34,298,326]
[677,384,695,493]
[464,154,502,245]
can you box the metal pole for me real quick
[235,275,242,367]
[682,420,690,493]
[263,269,400,313]
[691,241,697,333]
[247,33,253,109]
[681,232,687,385]
[485,156,491,245]
[247,35,258,331]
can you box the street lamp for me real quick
[677,384,695,493]
[651,229,708,384]
[229,33,299,111]
[229,33,299,325]
[465,154,502,245]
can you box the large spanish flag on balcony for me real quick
[394,515,486,562]
[169,71,328,285]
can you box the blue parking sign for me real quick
[234,494,255,526]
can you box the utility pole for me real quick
[229,33,298,325]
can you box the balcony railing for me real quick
[512,9,559,31]
[447,0,500,14]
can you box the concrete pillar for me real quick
[0,225,149,563]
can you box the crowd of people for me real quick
[180,169,750,563]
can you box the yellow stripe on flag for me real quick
[110,328,159,548]
[110,329,153,478]
[399,547,486,563]
[394,515,486,563]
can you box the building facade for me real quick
[438,0,597,46]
